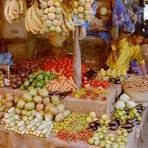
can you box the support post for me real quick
[73,26,81,87]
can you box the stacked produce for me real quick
[1,88,71,137]
[0,93,15,118]
[0,71,5,88]
[10,71,30,89]
[20,71,56,90]
[98,69,127,78]
[2,107,54,138]
[4,0,26,23]
[54,112,93,142]
[98,68,127,83]
[113,94,145,133]
[44,57,89,78]
[70,88,107,100]
[82,76,109,88]
[87,113,110,131]
[25,0,45,34]
[88,127,128,147]
[71,0,94,24]
[123,75,148,92]
[11,58,46,74]
[48,74,78,92]
[57,128,93,142]
[53,112,87,133]
[38,0,75,34]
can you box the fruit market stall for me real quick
[0,0,148,148]
[0,88,146,148]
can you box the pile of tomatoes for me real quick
[43,57,109,89]
[82,76,109,89]
[43,57,89,78]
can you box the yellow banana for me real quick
[4,0,12,23]
[8,0,16,22]
[25,6,40,34]
[31,5,44,28]
[19,0,24,15]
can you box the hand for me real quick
[142,75,148,80]
[112,53,117,62]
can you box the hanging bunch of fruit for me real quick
[38,0,75,34]
[4,0,27,23]
[71,0,94,25]
[25,0,45,34]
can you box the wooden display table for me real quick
[0,84,122,118]
[62,84,122,117]
[0,124,136,148]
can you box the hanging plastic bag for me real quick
[49,33,66,47]
[0,52,13,66]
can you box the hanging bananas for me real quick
[25,1,45,34]
[4,0,77,35]
[4,0,26,23]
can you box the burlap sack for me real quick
[123,86,148,104]
[49,33,66,47]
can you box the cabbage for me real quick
[17,99,25,109]
[15,108,21,115]
[63,109,71,117]
[31,110,38,116]
[43,97,50,105]
[127,101,136,109]
[38,88,49,98]
[45,103,54,112]
[36,104,44,111]
[5,101,13,109]
[115,101,126,109]
[29,89,38,97]
[51,95,60,105]
[44,112,53,121]
[5,95,14,102]
[25,102,35,111]
[34,95,43,104]
[57,104,65,113]
[39,111,45,117]
[21,110,27,116]
[55,113,65,122]
[49,105,58,115]
[26,111,32,117]
[23,93,33,102]
[119,94,130,103]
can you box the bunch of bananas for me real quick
[61,4,75,34]
[25,1,45,34]
[4,0,26,23]
[71,0,94,25]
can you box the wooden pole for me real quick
[73,26,81,87]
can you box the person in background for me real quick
[106,32,147,78]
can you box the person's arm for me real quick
[111,45,117,62]
[139,63,147,78]
[135,47,147,78]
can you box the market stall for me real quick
[0,0,148,148]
